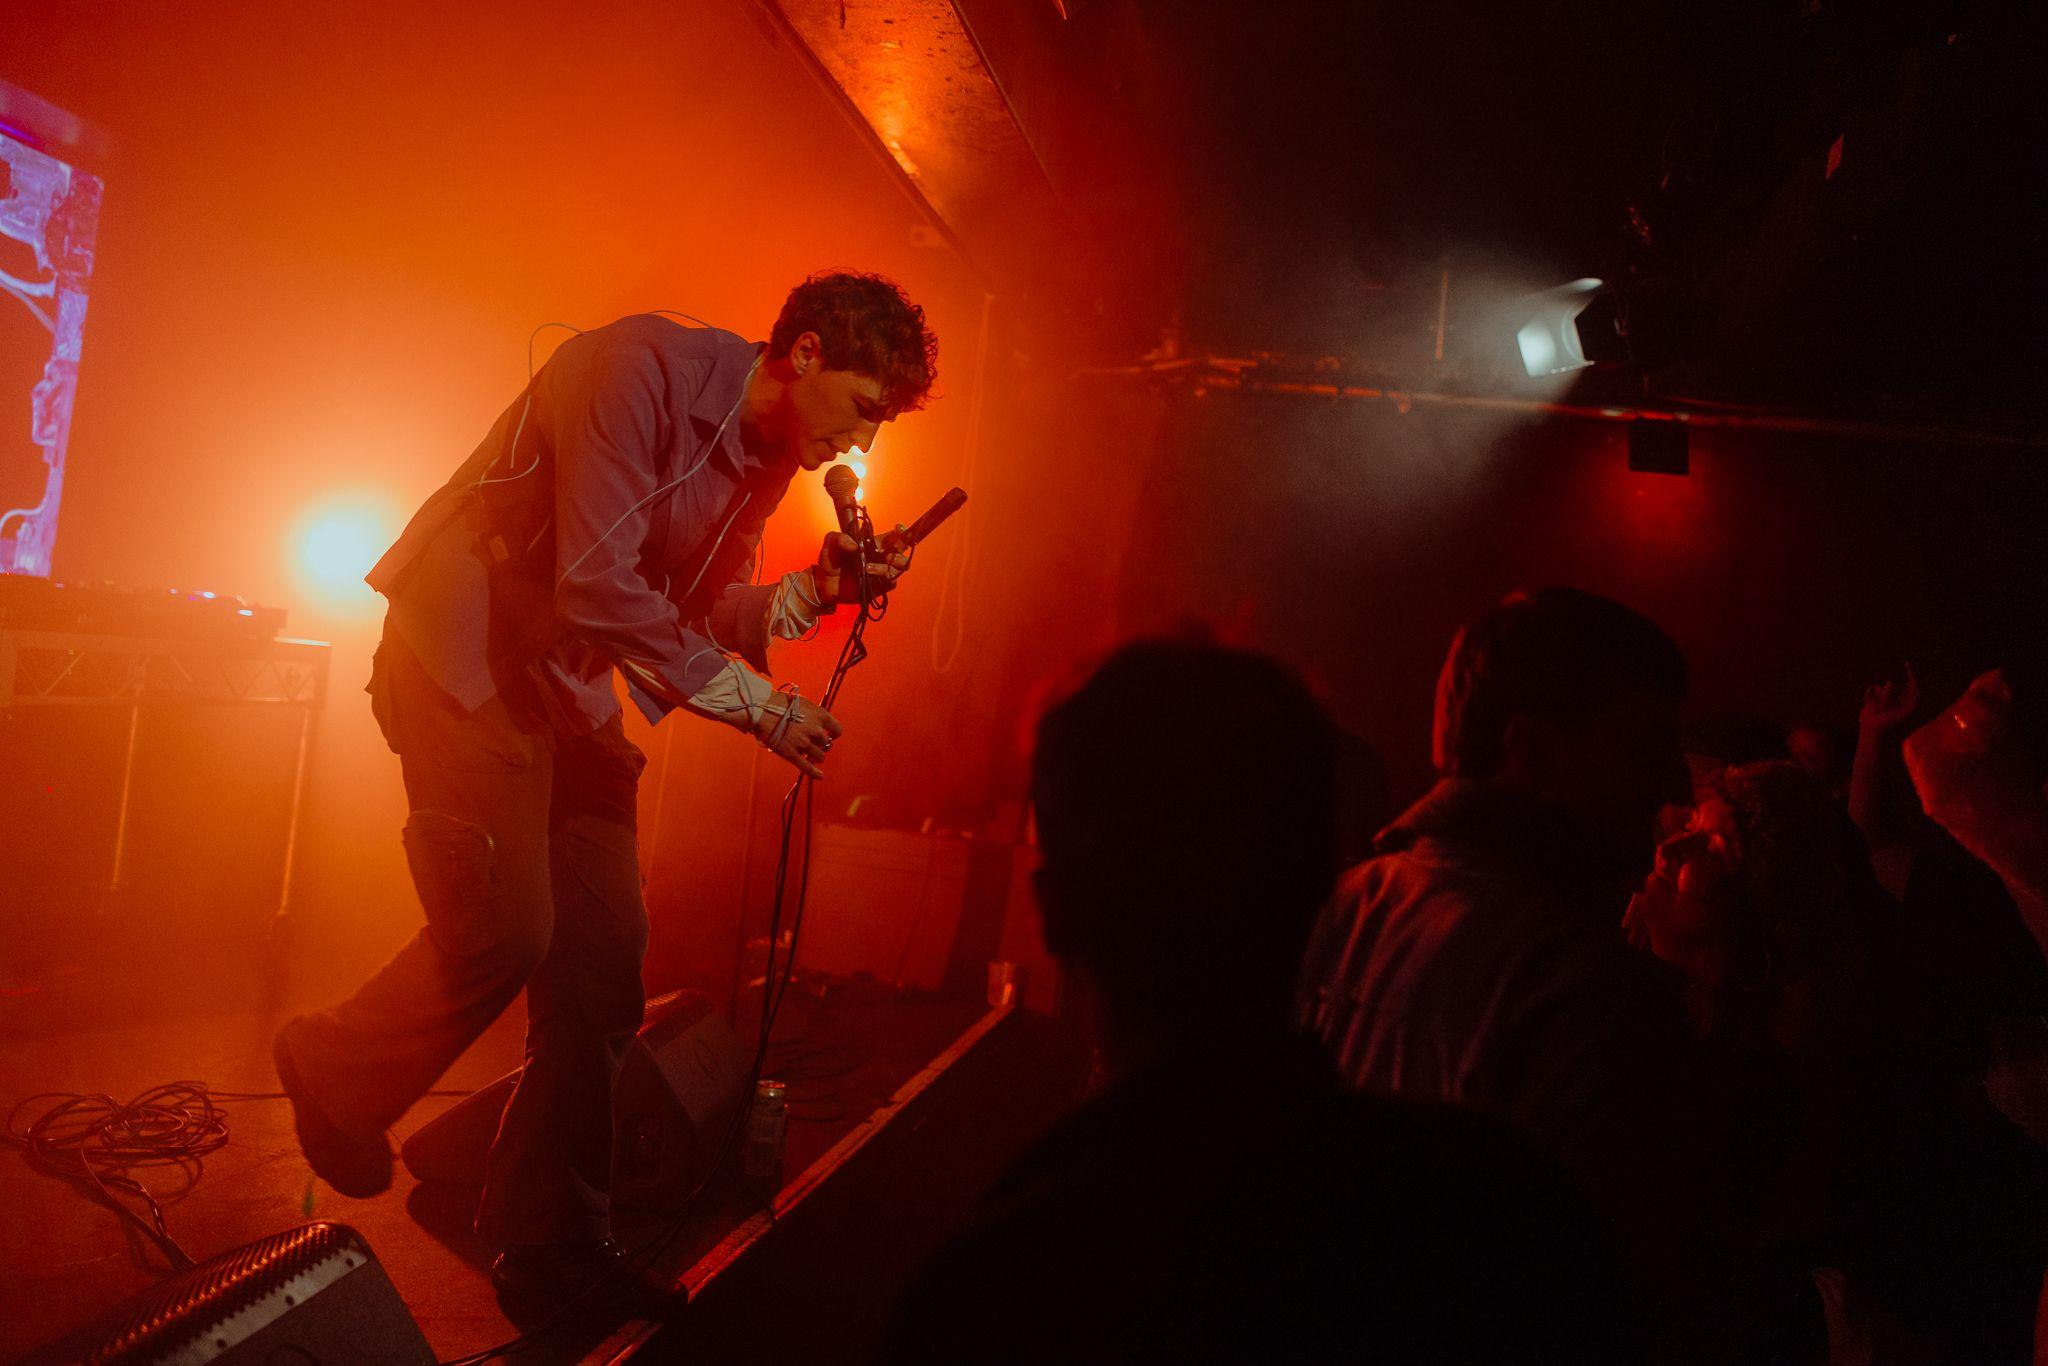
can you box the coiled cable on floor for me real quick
[3,1081,231,1271]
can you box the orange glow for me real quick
[287,494,397,615]
[0,0,995,1013]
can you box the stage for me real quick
[0,931,1082,1363]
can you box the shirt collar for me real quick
[1376,778,1633,908]
[683,338,771,479]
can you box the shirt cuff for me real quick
[766,568,827,640]
[684,654,777,733]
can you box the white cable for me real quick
[652,308,720,330]
[555,351,762,591]
[673,487,753,608]
[476,321,584,488]
[477,310,782,734]
[672,642,768,727]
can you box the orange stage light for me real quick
[287,494,397,615]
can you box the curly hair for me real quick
[768,271,938,416]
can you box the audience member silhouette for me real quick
[879,637,1631,1365]
[1630,760,1905,1324]
[1298,587,1820,1363]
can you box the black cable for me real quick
[1,1084,480,1277]
[4,1083,230,1272]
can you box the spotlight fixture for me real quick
[1626,419,1689,476]
[1515,278,1613,378]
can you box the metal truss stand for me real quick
[0,628,331,932]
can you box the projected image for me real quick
[0,126,101,577]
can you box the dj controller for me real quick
[0,573,287,640]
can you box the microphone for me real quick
[823,465,969,560]
[898,487,966,549]
[823,464,862,540]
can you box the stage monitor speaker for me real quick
[401,987,749,1213]
[24,1221,432,1364]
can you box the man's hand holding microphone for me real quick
[761,467,916,778]
[809,528,913,607]
[748,462,958,779]
[814,462,913,608]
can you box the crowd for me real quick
[881,588,2048,1365]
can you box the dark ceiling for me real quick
[784,0,2046,424]
[1117,0,2043,420]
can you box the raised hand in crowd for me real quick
[1850,664,1923,896]
[1860,665,1921,736]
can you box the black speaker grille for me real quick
[80,1221,370,1364]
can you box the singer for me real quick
[271,273,935,1308]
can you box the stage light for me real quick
[288,495,395,613]
[1516,278,1604,377]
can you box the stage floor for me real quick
[0,937,988,1363]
